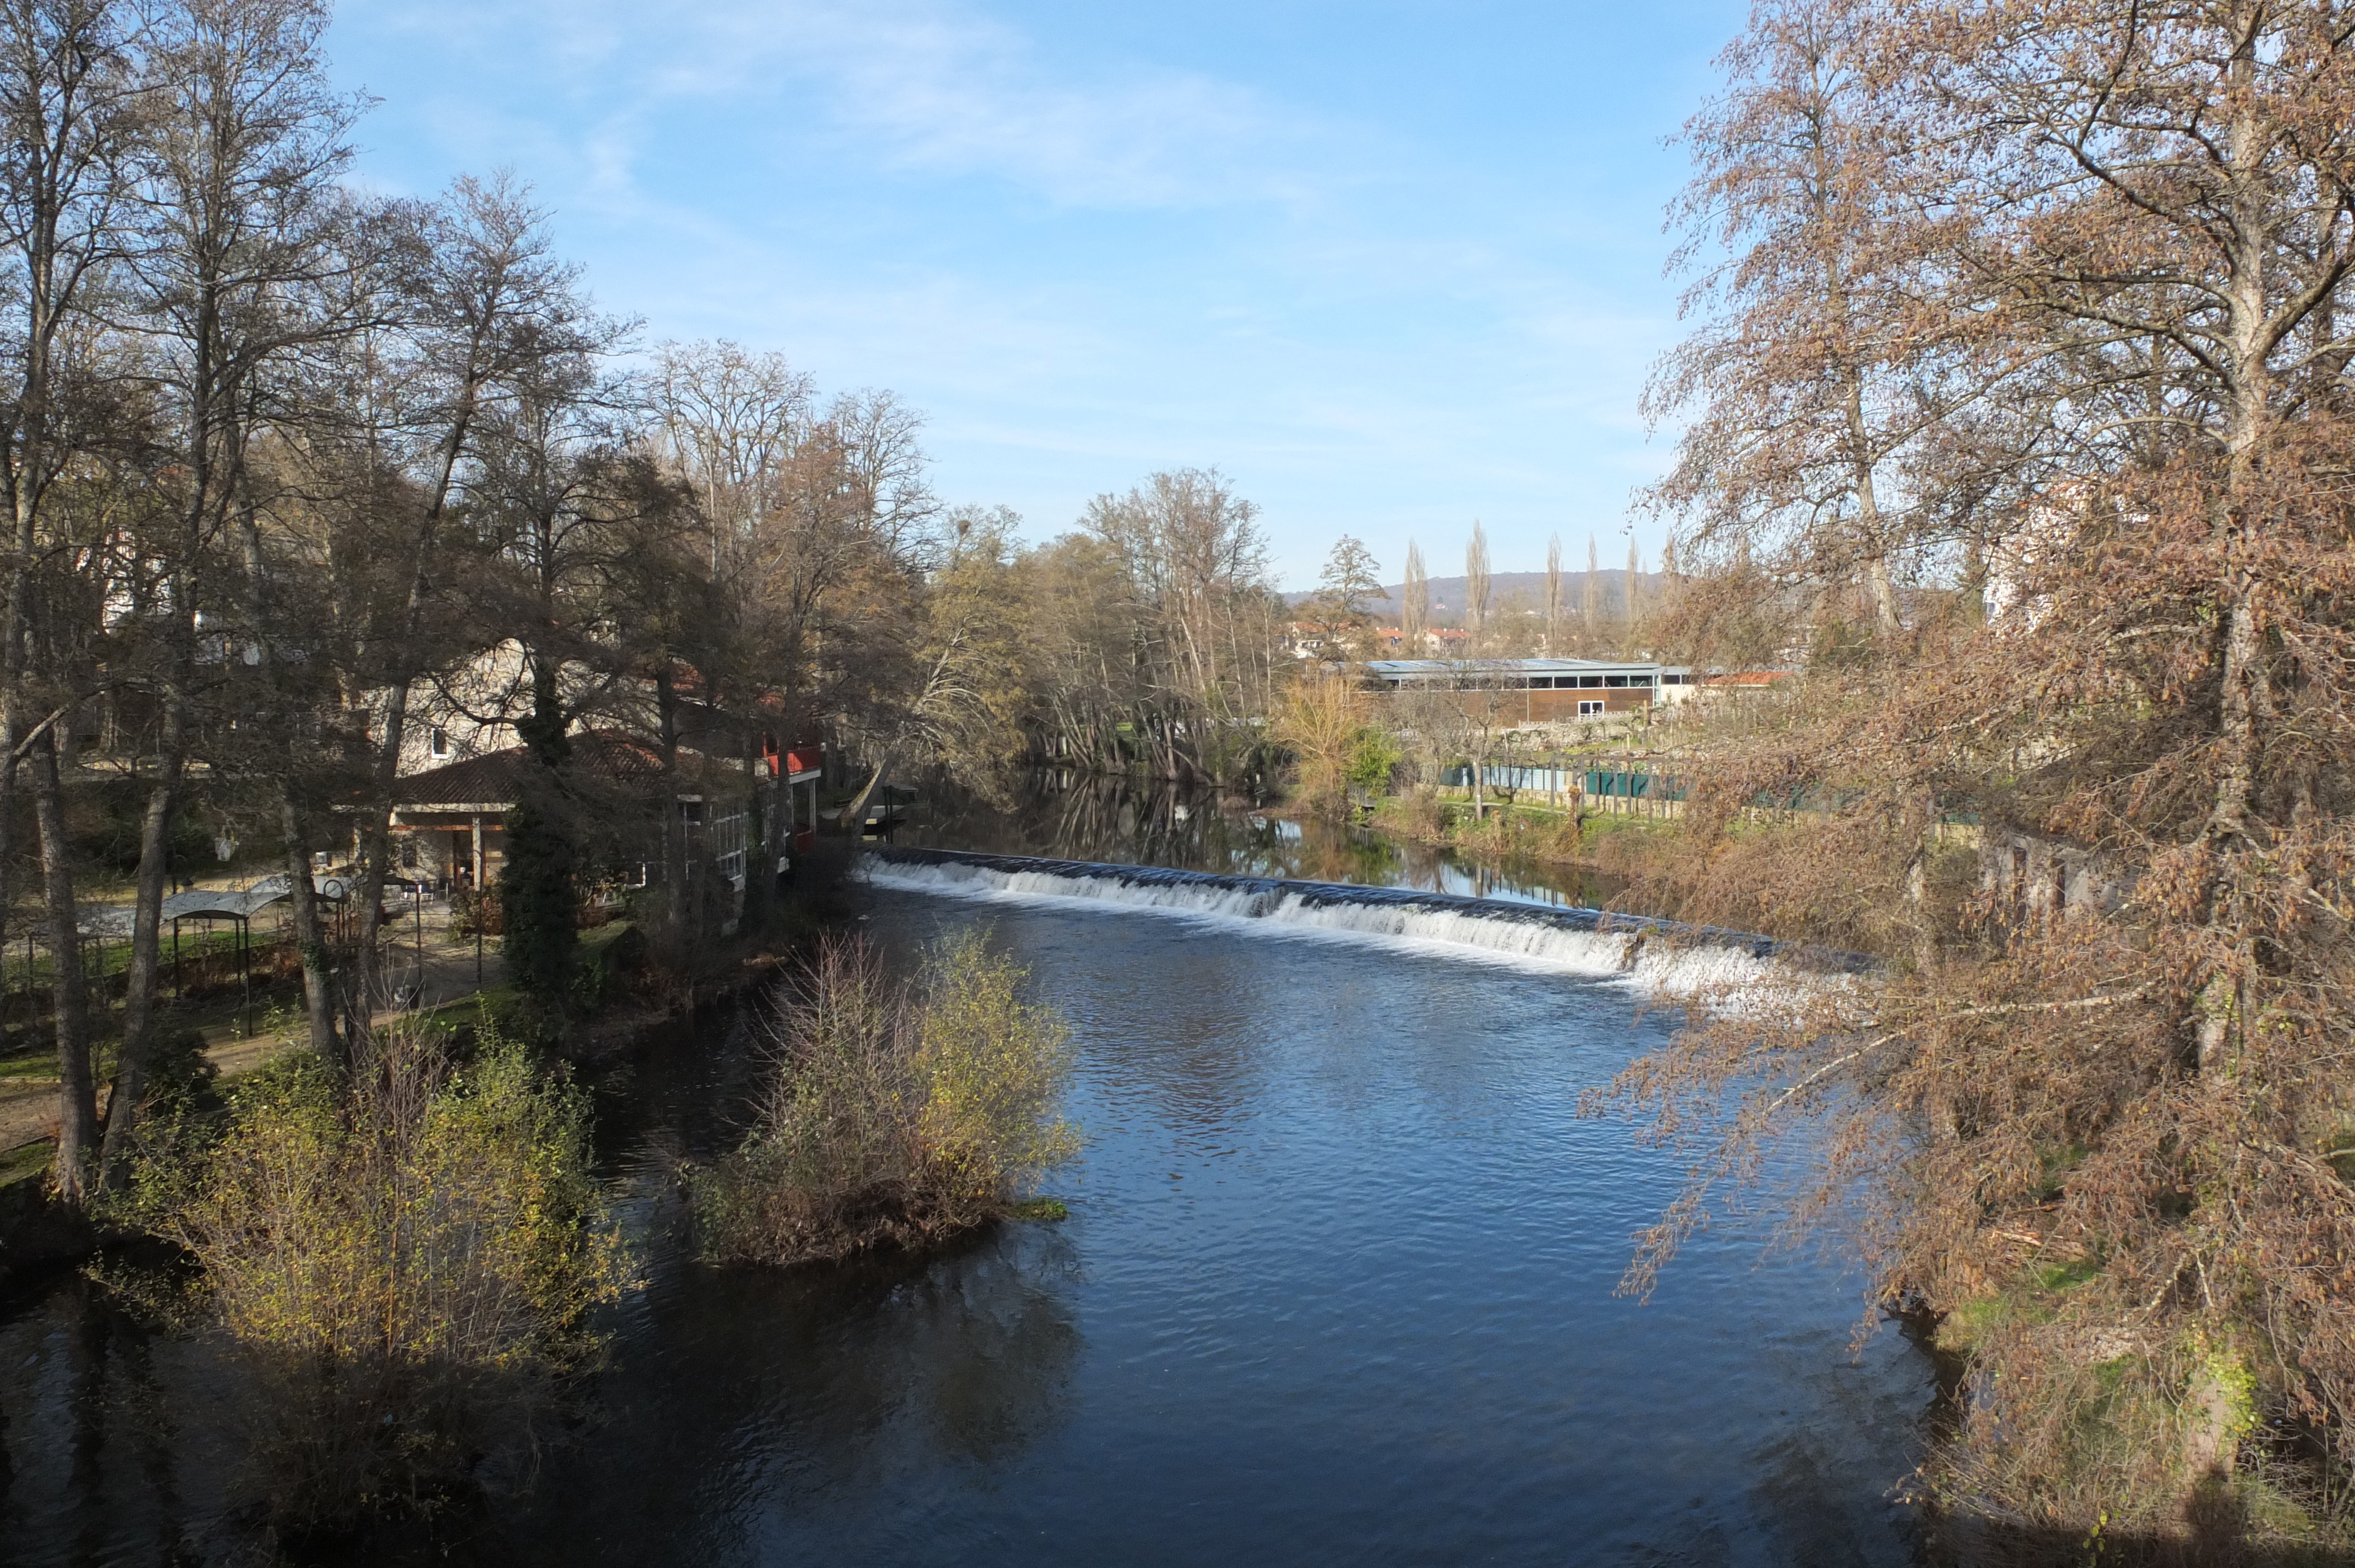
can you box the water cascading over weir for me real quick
[860,846,1863,993]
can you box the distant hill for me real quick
[1285,570,1665,628]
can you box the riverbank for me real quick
[0,853,858,1295]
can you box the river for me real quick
[0,793,1935,1565]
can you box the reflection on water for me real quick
[891,769,1621,912]
[1,865,1929,1566]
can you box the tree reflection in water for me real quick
[889,769,1618,911]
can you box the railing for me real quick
[1438,756,1691,818]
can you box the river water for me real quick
[0,814,1935,1565]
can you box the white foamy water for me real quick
[861,856,1780,998]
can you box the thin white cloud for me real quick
[355,0,1345,210]
[777,5,1334,207]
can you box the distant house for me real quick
[1284,619,1435,660]
[388,730,672,889]
[376,644,825,909]
[384,729,826,899]
[1279,621,1334,659]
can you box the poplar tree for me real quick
[1401,539,1428,651]
[1544,534,1563,653]
[1462,520,1489,642]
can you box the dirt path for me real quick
[0,918,508,1162]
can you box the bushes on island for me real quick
[695,931,1079,1267]
[120,1015,632,1528]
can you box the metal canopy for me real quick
[75,873,347,937]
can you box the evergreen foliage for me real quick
[500,709,579,1010]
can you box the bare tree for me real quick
[1076,467,1273,785]
[342,175,615,1047]
[1462,520,1490,643]
[649,338,810,578]
[1583,534,1600,648]
[1401,538,1428,651]
[1623,539,1641,640]
[1621,0,2355,1533]
[1640,0,2006,641]
[0,0,140,1205]
[1307,534,1381,663]
[98,0,375,1178]
[1544,533,1563,653]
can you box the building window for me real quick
[1578,675,1604,688]
[1606,675,1629,689]
[1578,700,1606,717]
[429,726,450,759]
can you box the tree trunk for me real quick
[98,695,188,1181]
[739,729,769,934]
[2195,87,2274,1074]
[350,763,395,1040]
[278,788,340,1064]
[29,727,94,1207]
[0,724,17,1018]
[501,652,579,1008]
[838,749,894,830]
[656,666,686,936]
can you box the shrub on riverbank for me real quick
[1373,791,1588,865]
[128,1015,631,1527]
[1271,676,1404,814]
[695,931,1078,1267]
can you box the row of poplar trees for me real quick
[1624,0,2355,1533]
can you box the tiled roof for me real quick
[390,729,674,808]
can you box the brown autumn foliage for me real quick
[1621,0,2355,1546]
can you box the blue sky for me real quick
[326,0,1746,589]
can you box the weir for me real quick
[861,846,1865,990]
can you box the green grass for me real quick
[1938,1253,2107,1354]
[1577,811,1677,842]
[0,1137,50,1191]
[407,985,523,1037]
[1009,1197,1069,1221]
[578,920,635,954]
